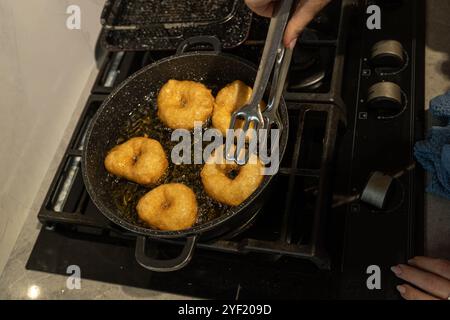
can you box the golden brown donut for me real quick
[136,183,198,231]
[157,79,214,129]
[104,137,168,185]
[200,146,264,206]
[212,80,265,136]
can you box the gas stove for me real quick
[27,0,425,299]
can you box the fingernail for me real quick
[391,265,402,276]
[396,285,406,294]
[408,258,416,265]
[288,38,297,50]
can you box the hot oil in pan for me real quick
[106,92,230,229]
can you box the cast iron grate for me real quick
[37,0,357,270]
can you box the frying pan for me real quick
[82,36,289,272]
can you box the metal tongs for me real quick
[227,0,294,164]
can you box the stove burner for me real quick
[287,29,330,91]
[289,67,326,91]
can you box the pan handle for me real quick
[176,36,222,55]
[135,235,198,272]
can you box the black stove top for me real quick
[27,0,425,299]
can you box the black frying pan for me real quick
[82,36,289,272]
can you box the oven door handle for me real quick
[135,235,198,272]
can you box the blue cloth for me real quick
[414,91,450,199]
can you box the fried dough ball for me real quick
[136,183,198,231]
[157,79,214,129]
[104,137,168,185]
[212,80,265,136]
[200,146,264,206]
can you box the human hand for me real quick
[391,256,450,300]
[244,0,332,49]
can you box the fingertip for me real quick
[284,16,309,49]
[283,36,291,49]
[396,285,406,294]
[391,265,402,276]
[283,36,297,49]
[283,27,302,49]
[396,284,439,301]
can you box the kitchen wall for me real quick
[0,0,103,274]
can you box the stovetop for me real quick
[27,0,425,299]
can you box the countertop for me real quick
[0,0,449,300]
[0,65,192,300]
[0,0,104,275]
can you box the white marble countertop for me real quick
[0,0,104,275]
[0,0,449,300]
[0,67,192,300]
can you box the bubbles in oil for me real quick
[109,96,230,229]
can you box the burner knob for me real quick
[367,82,403,115]
[370,40,405,68]
[361,172,394,209]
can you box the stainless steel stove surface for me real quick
[27,0,425,299]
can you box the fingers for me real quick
[396,285,438,301]
[391,264,450,300]
[283,0,331,48]
[245,0,275,17]
[408,256,450,280]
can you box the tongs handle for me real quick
[263,46,293,131]
[248,0,294,111]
